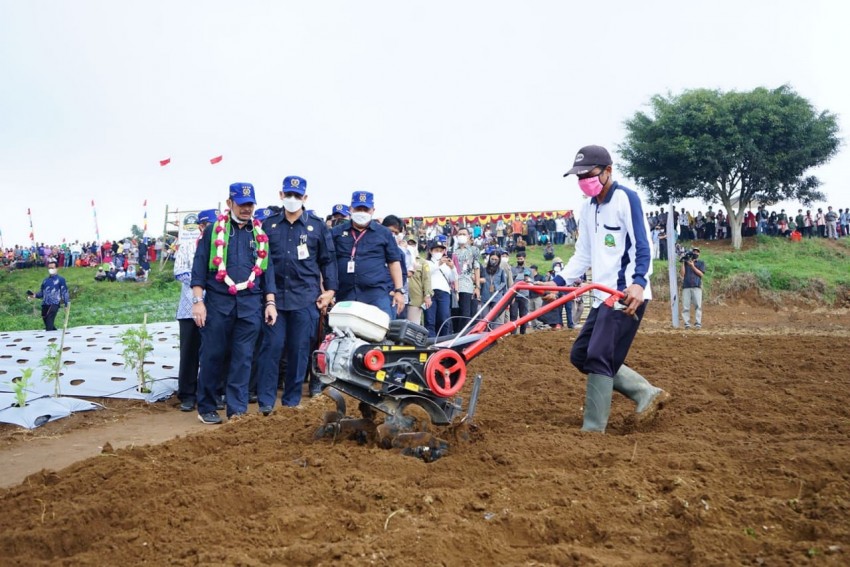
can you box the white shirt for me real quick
[562,182,653,306]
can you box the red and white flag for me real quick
[160,158,171,166]
[210,155,223,165]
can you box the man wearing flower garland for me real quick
[331,191,405,319]
[191,183,277,424]
[255,175,338,412]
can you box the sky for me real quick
[1,0,848,247]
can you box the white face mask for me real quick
[456,235,468,246]
[351,212,372,226]
[395,232,404,243]
[431,252,444,262]
[282,196,303,214]
[48,268,57,275]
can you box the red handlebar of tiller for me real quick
[460,282,625,362]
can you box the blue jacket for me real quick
[37,274,70,306]
[263,209,338,311]
[331,220,401,300]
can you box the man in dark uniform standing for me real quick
[255,176,338,411]
[331,191,405,319]
[191,183,277,424]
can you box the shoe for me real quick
[309,389,322,398]
[695,324,702,330]
[259,405,273,416]
[179,400,195,412]
[684,324,691,330]
[248,393,258,404]
[198,412,222,425]
[228,413,247,422]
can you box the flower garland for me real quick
[208,213,269,295]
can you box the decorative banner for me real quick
[91,200,101,245]
[27,208,35,245]
[413,209,574,226]
[142,199,148,241]
[209,155,223,165]
[159,158,171,167]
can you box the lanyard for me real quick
[350,228,367,260]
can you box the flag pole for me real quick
[27,208,36,248]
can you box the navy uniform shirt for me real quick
[263,208,338,311]
[191,220,276,318]
[331,220,401,299]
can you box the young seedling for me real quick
[39,343,63,398]
[118,314,154,394]
[10,368,34,408]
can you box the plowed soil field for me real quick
[1,302,849,566]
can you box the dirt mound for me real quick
[1,310,850,565]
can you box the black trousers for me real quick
[177,318,202,402]
[42,304,60,331]
[570,301,647,377]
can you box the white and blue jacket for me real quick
[561,181,653,306]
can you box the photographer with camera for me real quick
[680,247,705,330]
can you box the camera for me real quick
[680,250,696,262]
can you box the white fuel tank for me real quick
[328,301,390,342]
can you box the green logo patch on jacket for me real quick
[604,234,616,247]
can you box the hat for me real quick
[351,191,374,209]
[564,145,613,176]
[406,234,417,244]
[229,182,257,205]
[332,204,350,217]
[253,207,274,221]
[197,209,218,224]
[691,247,700,252]
[428,239,446,250]
[282,176,307,196]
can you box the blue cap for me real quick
[253,207,274,221]
[429,239,447,250]
[332,204,350,217]
[197,209,218,224]
[282,176,307,196]
[351,191,374,209]
[229,182,257,205]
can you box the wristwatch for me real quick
[393,288,404,294]
[192,297,204,304]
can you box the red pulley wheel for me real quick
[362,349,385,372]
[424,349,467,397]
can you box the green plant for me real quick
[118,315,154,393]
[10,368,34,407]
[39,343,63,397]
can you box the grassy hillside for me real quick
[1,236,847,331]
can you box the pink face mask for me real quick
[578,175,604,197]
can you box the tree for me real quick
[619,85,840,250]
[130,224,144,241]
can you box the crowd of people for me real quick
[645,204,849,256]
[2,237,173,273]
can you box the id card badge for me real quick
[297,244,309,260]
[347,260,356,273]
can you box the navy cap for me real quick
[351,191,374,209]
[282,176,307,196]
[229,182,257,205]
[564,145,613,176]
[197,209,218,224]
[428,239,447,250]
[332,203,350,217]
[253,207,274,221]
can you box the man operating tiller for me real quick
[560,145,670,433]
